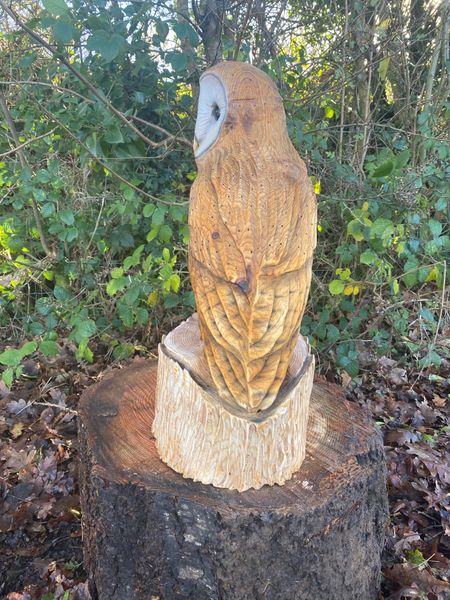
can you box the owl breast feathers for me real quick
[189,62,316,412]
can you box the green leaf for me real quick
[393,149,410,170]
[371,160,394,178]
[155,20,169,40]
[165,51,188,72]
[329,280,345,295]
[118,304,134,328]
[0,349,22,367]
[8,236,26,252]
[2,367,14,388]
[59,209,74,225]
[392,279,399,295]
[173,21,200,46]
[76,339,93,363]
[146,226,159,242]
[72,319,97,342]
[143,204,155,218]
[106,277,127,296]
[152,206,166,226]
[436,198,447,212]
[53,20,76,43]
[65,227,78,242]
[428,219,443,238]
[123,286,140,306]
[378,56,390,81]
[360,249,378,265]
[87,31,126,63]
[19,341,37,358]
[39,340,59,356]
[112,343,135,360]
[347,219,365,241]
[42,202,55,217]
[43,0,68,16]
[85,132,102,157]
[369,218,394,240]
[104,125,124,144]
[158,224,172,242]
[169,273,180,293]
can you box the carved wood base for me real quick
[152,315,314,491]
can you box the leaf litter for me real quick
[0,345,449,599]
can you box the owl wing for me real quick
[189,148,316,412]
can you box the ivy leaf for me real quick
[43,0,69,16]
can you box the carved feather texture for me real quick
[189,63,316,412]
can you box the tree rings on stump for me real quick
[79,360,388,600]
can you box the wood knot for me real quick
[236,279,249,293]
[211,231,220,240]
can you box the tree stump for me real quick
[79,360,388,600]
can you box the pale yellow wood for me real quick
[189,62,317,412]
[153,316,314,492]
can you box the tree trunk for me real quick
[79,360,388,600]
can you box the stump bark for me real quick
[79,360,388,600]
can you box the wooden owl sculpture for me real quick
[189,62,317,413]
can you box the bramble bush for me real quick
[0,0,448,386]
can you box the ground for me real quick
[0,345,449,600]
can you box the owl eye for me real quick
[194,73,227,157]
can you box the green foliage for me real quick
[0,0,448,385]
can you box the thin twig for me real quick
[0,127,57,158]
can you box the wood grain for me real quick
[189,62,317,412]
[153,316,314,491]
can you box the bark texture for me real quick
[79,360,388,600]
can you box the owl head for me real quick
[193,62,287,159]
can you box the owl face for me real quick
[193,62,286,160]
[194,73,228,158]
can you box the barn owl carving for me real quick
[189,62,317,413]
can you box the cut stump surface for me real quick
[79,360,388,600]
